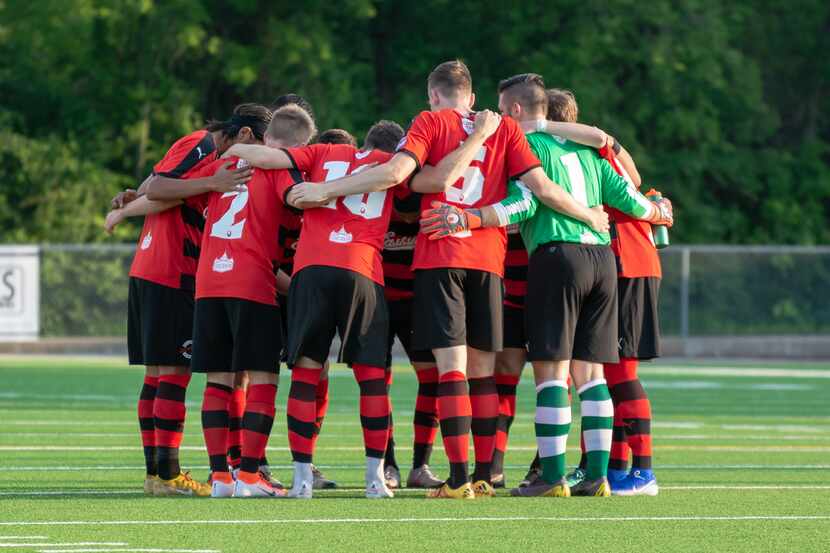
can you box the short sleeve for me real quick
[283,144,325,174]
[273,168,305,208]
[153,132,216,178]
[397,111,436,168]
[504,119,541,179]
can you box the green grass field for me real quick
[1,356,829,552]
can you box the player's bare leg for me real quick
[427,345,474,499]
[467,347,498,496]
[139,365,160,494]
[568,361,613,497]
[492,347,525,487]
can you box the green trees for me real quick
[0,0,827,245]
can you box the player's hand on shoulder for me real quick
[419,201,482,240]
[589,205,610,233]
[211,161,252,193]
[111,189,138,209]
[473,110,501,140]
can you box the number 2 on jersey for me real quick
[210,186,248,240]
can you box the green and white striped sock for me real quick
[535,380,571,484]
[579,379,614,480]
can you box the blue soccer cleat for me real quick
[607,468,629,483]
[611,469,659,496]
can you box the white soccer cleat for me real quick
[211,478,235,498]
[365,479,394,499]
[233,475,285,498]
[288,462,314,499]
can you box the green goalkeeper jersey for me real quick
[491,132,653,256]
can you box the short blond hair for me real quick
[266,104,316,146]
[546,89,578,123]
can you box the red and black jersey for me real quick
[383,187,420,302]
[399,109,540,277]
[503,224,528,309]
[190,156,301,306]
[598,146,662,279]
[277,206,303,277]
[129,130,217,291]
[282,143,398,285]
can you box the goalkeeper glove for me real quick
[420,201,483,240]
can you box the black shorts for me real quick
[526,243,619,363]
[412,268,503,352]
[277,293,289,361]
[286,266,389,367]
[503,304,527,350]
[127,277,194,367]
[387,299,436,367]
[618,277,661,360]
[191,297,283,374]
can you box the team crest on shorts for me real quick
[179,340,193,360]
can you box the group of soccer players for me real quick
[105,59,673,500]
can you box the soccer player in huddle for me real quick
[105,104,268,496]
[420,73,672,497]
[285,59,609,499]
[146,104,315,497]
[225,119,409,499]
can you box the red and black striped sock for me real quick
[492,373,520,475]
[383,369,398,469]
[607,358,652,470]
[287,367,321,463]
[314,377,330,448]
[609,410,630,471]
[438,371,471,488]
[201,382,232,474]
[469,376,499,483]
[228,387,245,470]
[240,383,276,474]
[154,372,191,480]
[353,365,390,459]
[138,375,158,476]
[412,367,439,469]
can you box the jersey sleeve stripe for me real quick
[281,148,300,170]
[508,163,541,181]
[397,149,422,171]
[154,133,215,178]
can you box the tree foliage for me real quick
[0,0,827,244]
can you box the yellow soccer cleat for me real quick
[472,480,496,498]
[570,477,611,497]
[426,482,476,500]
[155,472,211,497]
[144,475,160,496]
[510,477,571,497]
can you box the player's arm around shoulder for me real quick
[145,159,252,201]
[598,159,673,226]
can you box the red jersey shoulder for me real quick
[154,130,216,177]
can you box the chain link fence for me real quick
[23,244,830,356]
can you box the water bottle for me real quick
[646,188,670,249]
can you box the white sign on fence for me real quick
[0,246,39,341]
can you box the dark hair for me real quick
[427,59,472,98]
[546,88,578,123]
[271,93,315,121]
[498,73,548,116]
[364,120,405,153]
[316,128,357,146]
[206,103,272,141]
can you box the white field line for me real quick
[0,544,127,548]
[39,550,220,553]
[5,464,830,472]
[3,445,830,452]
[2,516,830,527]
[0,537,48,540]
[3,485,830,498]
